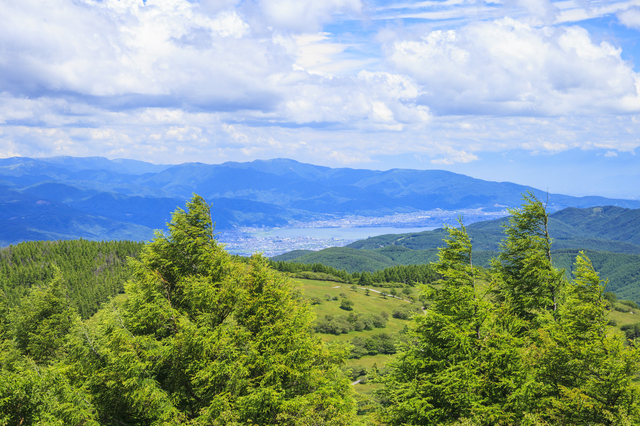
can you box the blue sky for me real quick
[1,0,640,198]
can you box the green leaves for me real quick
[493,191,565,322]
[69,195,357,424]
[381,193,640,425]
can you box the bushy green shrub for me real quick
[392,305,421,320]
[621,323,640,340]
[315,312,387,335]
[314,315,353,335]
[349,333,397,358]
[340,299,354,311]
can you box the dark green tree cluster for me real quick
[380,192,640,425]
[350,333,398,358]
[315,311,389,335]
[269,260,352,282]
[0,239,143,318]
[0,196,357,425]
[270,259,437,287]
[369,264,437,286]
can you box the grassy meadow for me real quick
[294,276,640,381]
[295,278,420,341]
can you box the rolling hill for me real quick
[273,206,640,302]
[348,206,640,254]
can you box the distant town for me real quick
[217,208,509,257]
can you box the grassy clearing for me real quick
[609,309,639,327]
[295,277,417,405]
[345,354,396,377]
[295,278,421,342]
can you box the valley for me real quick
[2,158,640,424]
[2,156,639,249]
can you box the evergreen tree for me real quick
[70,195,357,425]
[526,252,640,424]
[10,268,77,365]
[379,220,497,424]
[380,196,640,425]
[358,271,373,286]
[492,191,565,323]
[0,269,97,425]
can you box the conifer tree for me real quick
[526,252,640,424]
[379,220,495,424]
[71,195,356,425]
[380,196,640,425]
[492,191,565,323]
[0,269,97,425]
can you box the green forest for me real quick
[2,193,640,425]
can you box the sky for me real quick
[1,0,640,198]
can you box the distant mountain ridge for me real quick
[348,205,640,254]
[2,156,640,246]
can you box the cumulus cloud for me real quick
[0,0,398,130]
[1,0,639,170]
[0,0,282,109]
[385,18,640,116]
[617,7,640,29]
[257,0,362,32]
[275,70,429,129]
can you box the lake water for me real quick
[248,226,437,241]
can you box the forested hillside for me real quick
[2,194,640,424]
[276,205,640,302]
[0,239,143,318]
[348,205,640,253]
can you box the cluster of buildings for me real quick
[217,208,508,257]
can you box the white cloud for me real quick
[275,71,429,128]
[618,6,640,29]
[1,0,640,172]
[431,147,479,165]
[385,18,640,116]
[257,0,362,32]
[0,0,280,106]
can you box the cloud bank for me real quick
[0,0,639,169]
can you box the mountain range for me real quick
[2,156,640,246]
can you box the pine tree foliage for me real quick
[67,195,357,425]
[0,239,143,318]
[380,195,640,425]
[0,270,97,425]
[379,220,496,424]
[492,191,565,322]
[525,253,640,424]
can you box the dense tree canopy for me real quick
[2,192,639,425]
[0,239,143,318]
[0,195,357,425]
[380,192,640,425]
